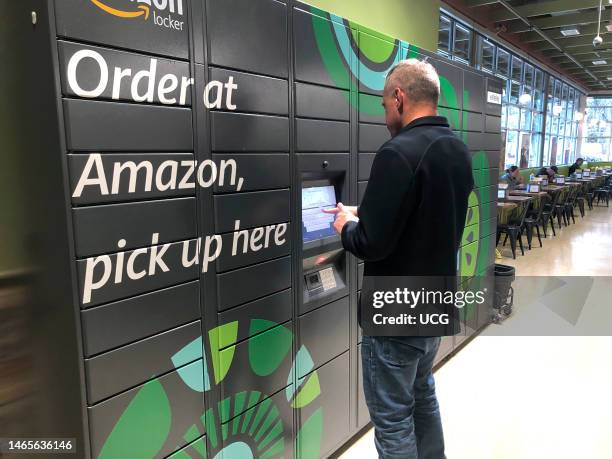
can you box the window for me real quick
[507,106,520,130]
[436,8,585,167]
[583,97,612,162]
[437,13,472,64]
[453,23,471,63]
[496,48,510,77]
[511,56,522,82]
[438,15,452,55]
[524,64,534,88]
[529,133,541,167]
[520,108,532,131]
[476,35,495,73]
[505,131,519,166]
[533,69,544,111]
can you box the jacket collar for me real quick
[399,116,450,133]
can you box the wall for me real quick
[302,0,440,52]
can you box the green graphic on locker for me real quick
[308,6,408,116]
[95,320,324,458]
[459,150,495,322]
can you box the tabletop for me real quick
[504,195,533,203]
[509,190,548,197]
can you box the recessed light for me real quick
[593,59,608,65]
[560,28,580,36]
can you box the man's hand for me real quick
[322,203,358,217]
[323,202,359,234]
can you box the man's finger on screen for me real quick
[321,207,340,214]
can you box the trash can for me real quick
[493,264,515,321]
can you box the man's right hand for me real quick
[322,202,358,217]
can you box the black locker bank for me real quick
[3,0,503,457]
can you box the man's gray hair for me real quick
[385,59,440,106]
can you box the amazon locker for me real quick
[5,0,502,457]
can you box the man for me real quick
[500,166,524,190]
[568,158,584,176]
[537,166,558,180]
[324,59,473,458]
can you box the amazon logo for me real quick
[90,0,185,30]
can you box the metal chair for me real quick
[564,186,578,224]
[574,182,587,218]
[594,176,611,207]
[553,188,569,228]
[498,201,531,259]
[540,190,560,238]
[523,197,545,249]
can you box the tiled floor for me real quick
[340,205,612,459]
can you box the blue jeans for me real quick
[361,336,445,459]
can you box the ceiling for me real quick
[443,0,612,93]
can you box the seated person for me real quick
[500,166,524,189]
[568,158,584,176]
[537,166,557,181]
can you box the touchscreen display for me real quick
[302,185,337,242]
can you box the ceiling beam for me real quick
[546,44,612,56]
[493,0,605,88]
[522,24,605,44]
[560,63,612,73]
[441,0,593,91]
[566,66,612,73]
[489,0,600,23]
[504,10,604,34]
[465,0,500,6]
[532,35,612,51]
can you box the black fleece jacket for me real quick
[342,116,474,278]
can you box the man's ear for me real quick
[395,88,403,112]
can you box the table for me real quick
[541,185,572,206]
[505,195,533,203]
[509,190,549,210]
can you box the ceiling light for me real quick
[593,59,608,65]
[519,93,532,105]
[560,28,580,36]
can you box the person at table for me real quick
[537,166,558,180]
[500,166,524,189]
[568,158,584,176]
